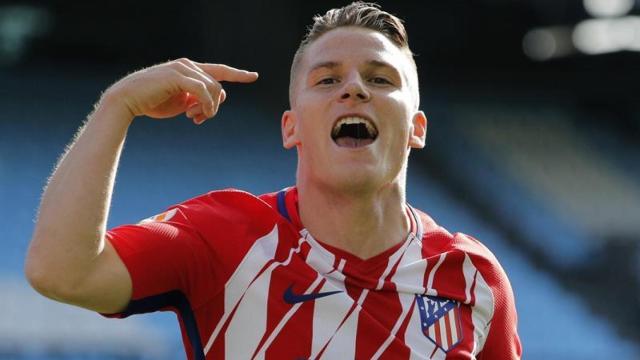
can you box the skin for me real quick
[282,27,427,258]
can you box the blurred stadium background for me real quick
[1,0,639,359]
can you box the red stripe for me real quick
[434,318,443,349]
[455,307,463,343]
[469,270,478,306]
[444,311,454,349]
[430,251,467,301]
[256,250,319,359]
[313,296,361,360]
[451,302,475,357]
[378,300,415,359]
[264,277,320,359]
[354,290,402,359]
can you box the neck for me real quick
[297,181,409,260]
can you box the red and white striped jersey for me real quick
[105,187,521,359]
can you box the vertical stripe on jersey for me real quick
[225,267,273,359]
[303,231,338,275]
[375,237,413,290]
[426,253,446,296]
[371,235,424,359]
[203,225,280,355]
[469,269,493,355]
[315,289,369,359]
[405,299,440,360]
[462,254,478,305]
[260,240,315,360]
[461,254,494,356]
[252,275,324,359]
[308,260,357,357]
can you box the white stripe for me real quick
[406,302,436,360]
[315,289,369,359]
[371,237,424,358]
[227,233,312,359]
[307,281,354,357]
[426,253,446,296]
[324,262,347,290]
[387,235,425,290]
[448,309,458,344]
[462,253,477,305]
[252,275,325,359]
[304,231,337,275]
[438,316,449,350]
[469,269,494,355]
[203,225,280,354]
[428,324,436,343]
[225,267,273,359]
[376,235,413,290]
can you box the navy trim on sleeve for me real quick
[123,290,204,360]
[277,189,292,222]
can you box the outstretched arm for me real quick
[25,59,258,314]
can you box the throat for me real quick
[297,187,410,260]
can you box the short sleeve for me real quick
[474,254,522,359]
[105,205,219,316]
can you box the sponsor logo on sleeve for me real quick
[138,208,178,224]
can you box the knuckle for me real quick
[175,57,191,65]
[170,61,189,72]
[167,68,182,81]
[209,80,222,93]
[196,81,209,95]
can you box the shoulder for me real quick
[146,188,285,249]
[413,208,520,356]
[171,188,280,226]
[413,208,505,274]
[413,207,514,310]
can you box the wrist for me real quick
[95,88,136,127]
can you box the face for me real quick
[282,27,427,194]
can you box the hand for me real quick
[104,58,258,124]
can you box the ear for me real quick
[281,110,300,149]
[408,111,427,149]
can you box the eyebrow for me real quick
[308,60,399,74]
[308,61,340,73]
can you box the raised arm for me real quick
[25,59,258,314]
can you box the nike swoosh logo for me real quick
[283,284,342,304]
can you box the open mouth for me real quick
[331,116,379,148]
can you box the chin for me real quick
[320,168,384,195]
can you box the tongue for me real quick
[336,137,374,148]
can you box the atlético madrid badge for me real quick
[416,295,463,352]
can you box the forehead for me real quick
[299,27,409,74]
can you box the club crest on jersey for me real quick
[416,295,463,352]
[138,208,178,224]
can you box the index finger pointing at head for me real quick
[195,63,259,83]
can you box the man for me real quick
[26,2,521,359]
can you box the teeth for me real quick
[331,117,378,138]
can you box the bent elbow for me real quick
[24,253,59,299]
[24,243,74,302]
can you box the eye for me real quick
[317,77,338,85]
[369,76,392,85]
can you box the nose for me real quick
[339,75,370,103]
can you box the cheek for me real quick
[379,96,413,132]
